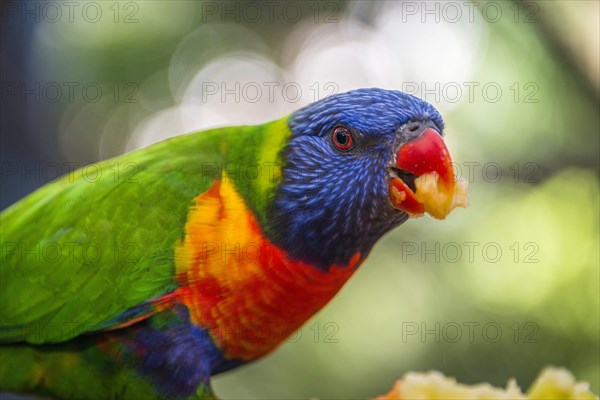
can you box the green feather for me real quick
[0,340,217,399]
[0,118,291,346]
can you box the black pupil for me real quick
[336,129,348,145]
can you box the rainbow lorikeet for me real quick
[0,88,466,399]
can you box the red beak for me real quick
[389,128,467,219]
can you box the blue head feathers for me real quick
[267,88,444,270]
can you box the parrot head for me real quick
[269,88,464,270]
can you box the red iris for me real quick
[332,126,353,151]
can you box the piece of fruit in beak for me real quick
[390,128,468,219]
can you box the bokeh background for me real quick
[1,0,598,398]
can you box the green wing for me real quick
[0,129,228,344]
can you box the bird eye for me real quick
[332,126,353,151]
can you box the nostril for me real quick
[407,122,421,132]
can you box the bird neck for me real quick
[173,176,362,361]
[212,118,291,235]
